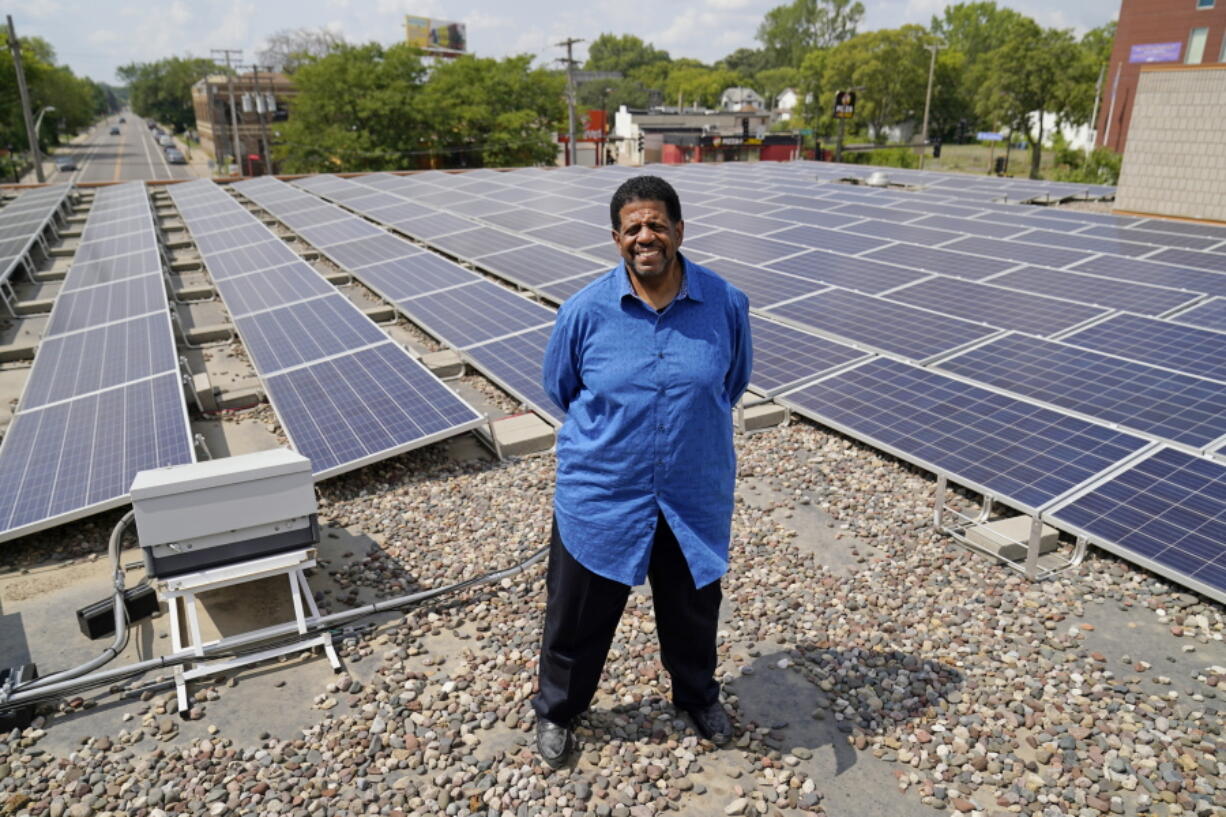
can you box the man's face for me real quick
[613,199,684,281]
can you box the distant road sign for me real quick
[977,132,1004,141]
[833,90,856,120]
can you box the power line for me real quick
[211,49,243,173]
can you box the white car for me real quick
[158,135,173,147]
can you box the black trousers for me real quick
[532,511,722,725]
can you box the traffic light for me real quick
[932,139,942,159]
[637,133,644,152]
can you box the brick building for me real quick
[191,72,296,174]
[1096,0,1226,153]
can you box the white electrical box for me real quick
[130,448,318,577]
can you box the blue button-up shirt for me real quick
[542,254,752,588]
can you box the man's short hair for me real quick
[609,175,683,230]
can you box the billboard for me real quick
[833,90,856,120]
[405,15,467,54]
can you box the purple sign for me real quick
[1129,42,1182,63]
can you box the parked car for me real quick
[158,135,173,147]
[164,147,186,164]
[118,117,126,123]
[109,126,120,135]
[54,155,77,171]
[147,121,157,130]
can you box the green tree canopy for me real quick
[969,18,1080,177]
[930,2,1026,63]
[584,34,670,75]
[757,0,865,67]
[716,47,773,78]
[117,56,219,132]
[257,27,347,74]
[821,25,936,139]
[576,77,651,111]
[0,31,111,153]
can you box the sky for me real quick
[19,0,1121,86]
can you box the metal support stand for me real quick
[157,548,341,718]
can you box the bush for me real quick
[1049,132,1121,185]
[846,146,919,169]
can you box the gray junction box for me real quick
[130,448,318,578]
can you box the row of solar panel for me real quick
[167,179,485,478]
[0,184,74,285]
[0,182,193,543]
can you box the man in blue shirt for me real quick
[534,175,752,768]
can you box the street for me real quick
[41,114,197,184]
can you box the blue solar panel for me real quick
[763,224,889,255]
[987,265,1201,316]
[1134,219,1226,241]
[763,288,998,361]
[296,218,385,248]
[1081,225,1220,251]
[703,258,824,308]
[194,223,272,255]
[941,236,1092,268]
[1047,447,1225,603]
[21,314,178,410]
[684,231,805,265]
[778,357,1150,513]
[430,226,531,260]
[206,239,301,280]
[478,243,604,289]
[695,211,795,235]
[1060,313,1226,383]
[523,220,609,250]
[0,373,193,542]
[748,315,869,396]
[839,219,963,247]
[278,208,347,231]
[1170,297,1226,332]
[461,325,563,425]
[1009,228,1155,257]
[1069,255,1226,296]
[394,211,475,239]
[909,215,1025,239]
[400,280,556,349]
[356,253,480,301]
[886,276,1106,336]
[763,207,863,229]
[860,243,1018,280]
[45,274,165,336]
[263,343,483,478]
[536,271,604,305]
[234,294,390,375]
[187,209,263,236]
[766,249,929,294]
[937,333,1226,449]
[827,203,916,223]
[1148,247,1226,273]
[481,208,559,232]
[322,234,418,269]
[214,261,335,317]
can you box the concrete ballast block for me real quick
[490,413,555,457]
[420,349,464,379]
[965,515,1060,562]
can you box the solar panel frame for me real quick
[766,249,930,294]
[1044,447,1226,603]
[1059,313,1226,383]
[233,293,391,376]
[398,280,557,349]
[1148,247,1226,273]
[476,243,606,289]
[885,276,1109,337]
[860,243,1019,281]
[1069,254,1226,296]
[777,357,1153,515]
[747,314,871,396]
[986,265,1203,316]
[1169,297,1226,332]
[460,325,564,426]
[942,236,1093,268]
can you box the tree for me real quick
[0,31,110,153]
[757,67,802,110]
[716,47,773,77]
[821,25,936,140]
[757,0,865,67]
[584,34,669,75]
[257,27,347,74]
[576,78,651,112]
[417,54,565,168]
[273,43,427,172]
[969,19,1080,178]
[1060,21,1115,127]
[930,2,1025,63]
[117,56,219,132]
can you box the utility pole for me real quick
[211,48,243,175]
[555,37,583,167]
[245,64,274,175]
[918,42,942,170]
[6,16,44,183]
[1088,63,1105,154]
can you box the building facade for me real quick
[191,72,296,174]
[1096,0,1226,153]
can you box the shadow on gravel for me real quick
[732,645,965,777]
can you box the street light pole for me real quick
[918,43,942,170]
[33,106,56,135]
[555,37,583,167]
[6,15,45,183]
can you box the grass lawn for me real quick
[912,142,1059,178]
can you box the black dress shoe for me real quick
[536,717,573,768]
[687,701,733,746]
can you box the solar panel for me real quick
[1170,297,1226,332]
[536,271,604,305]
[886,276,1107,336]
[1069,255,1226,296]
[766,249,929,294]
[909,215,1026,239]
[20,314,178,410]
[320,234,418,269]
[763,288,998,361]
[703,258,824,308]
[523,220,610,250]
[1080,225,1221,251]
[461,325,564,425]
[1008,228,1155,258]
[777,357,1151,514]
[936,333,1226,449]
[763,224,889,255]
[399,280,556,349]
[477,243,605,289]
[355,253,480,301]
[234,293,390,375]
[430,226,531,260]
[481,208,560,232]
[987,265,1202,316]
[1133,219,1226,241]
[1060,313,1226,383]
[941,236,1091,268]
[0,372,194,542]
[1046,447,1225,603]
[1148,247,1226,273]
[393,211,475,239]
[694,211,795,235]
[704,196,786,215]
[263,343,484,478]
[206,239,301,280]
[683,231,806,265]
[279,208,350,231]
[193,223,273,255]
[45,274,165,336]
[748,315,869,396]
[763,207,863,229]
[214,261,335,317]
[296,218,385,247]
[860,243,1018,280]
[839,219,963,247]
[827,203,918,223]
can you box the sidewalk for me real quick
[16,125,96,185]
